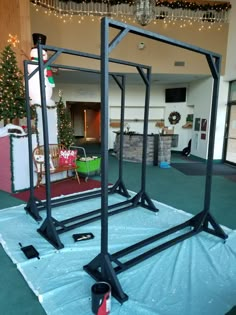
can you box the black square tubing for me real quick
[83,17,228,303]
[24,17,228,304]
[24,42,158,252]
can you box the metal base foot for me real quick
[25,195,43,221]
[84,252,128,303]
[37,217,64,249]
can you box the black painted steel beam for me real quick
[107,19,221,59]
[24,42,155,251]
[84,17,228,303]
[24,16,229,304]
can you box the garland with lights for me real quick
[58,0,231,11]
[0,45,27,123]
[155,1,231,12]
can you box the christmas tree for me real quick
[0,44,26,122]
[57,96,74,148]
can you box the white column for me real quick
[225,3,236,81]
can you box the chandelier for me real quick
[134,0,156,26]
[31,0,231,28]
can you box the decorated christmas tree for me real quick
[0,44,26,122]
[57,96,74,148]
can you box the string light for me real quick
[30,0,231,29]
[7,34,20,47]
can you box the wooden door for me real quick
[85,109,101,141]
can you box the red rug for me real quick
[11,178,102,202]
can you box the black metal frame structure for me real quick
[24,43,158,250]
[83,18,228,303]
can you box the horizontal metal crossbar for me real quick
[59,199,131,225]
[113,219,191,260]
[56,199,135,234]
[114,228,197,274]
[36,188,105,212]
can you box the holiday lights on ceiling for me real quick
[31,0,231,28]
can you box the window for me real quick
[229,81,236,102]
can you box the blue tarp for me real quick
[0,191,235,315]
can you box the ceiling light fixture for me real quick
[134,0,156,26]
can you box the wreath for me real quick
[168,111,181,125]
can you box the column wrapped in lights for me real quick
[134,0,156,26]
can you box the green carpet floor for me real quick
[0,244,46,315]
[0,151,235,315]
[107,154,236,230]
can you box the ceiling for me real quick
[53,69,209,86]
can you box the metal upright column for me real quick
[36,44,64,249]
[110,74,130,197]
[84,18,128,303]
[190,55,228,238]
[130,67,158,212]
[24,60,43,221]
[84,18,228,304]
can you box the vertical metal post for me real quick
[100,18,110,257]
[140,68,151,192]
[24,61,34,193]
[37,45,52,218]
[118,76,126,181]
[203,55,220,213]
[110,75,130,197]
[23,61,39,204]
[37,45,64,249]
[24,60,42,221]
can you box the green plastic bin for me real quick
[76,157,101,177]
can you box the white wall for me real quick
[214,78,229,159]
[110,83,194,151]
[12,135,38,191]
[187,76,229,160]
[225,3,236,81]
[53,80,194,151]
[188,78,213,159]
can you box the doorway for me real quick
[67,101,101,143]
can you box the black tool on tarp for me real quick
[19,243,40,260]
[72,233,94,242]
